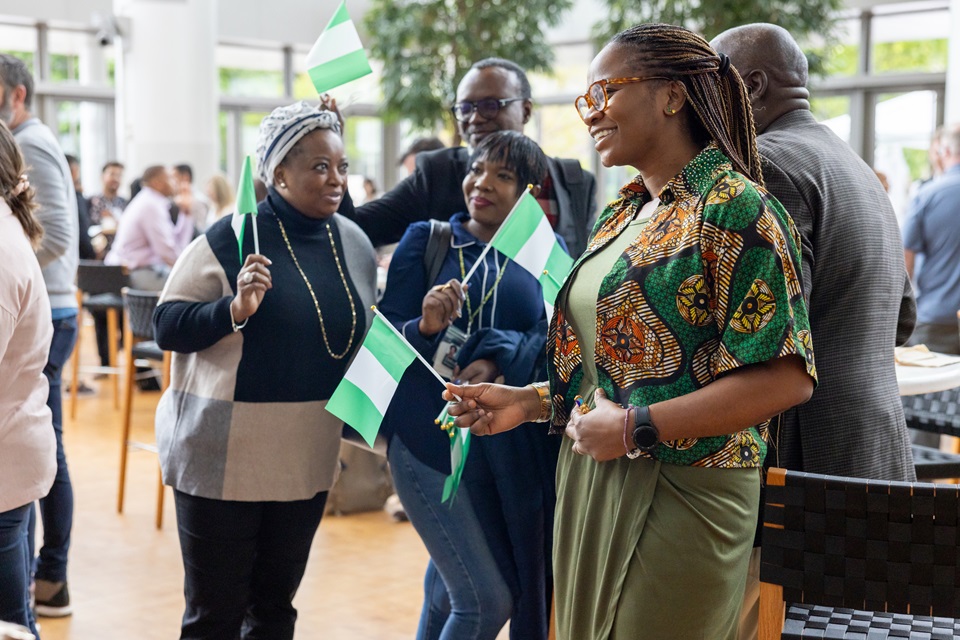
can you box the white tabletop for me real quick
[896,361,960,396]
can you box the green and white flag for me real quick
[306,1,373,94]
[436,404,471,504]
[489,191,574,315]
[326,313,419,448]
[230,155,259,263]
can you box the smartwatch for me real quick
[630,405,660,455]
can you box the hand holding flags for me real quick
[231,155,260,263]
[306,1,373,95]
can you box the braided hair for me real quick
[610,23,763,185]
[0,119,42,248]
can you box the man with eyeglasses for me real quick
[339,57,597,255]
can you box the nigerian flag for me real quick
[326,314,417,448]
[230,155,259,263]
[306,1,372,94]
[490,191,573,315]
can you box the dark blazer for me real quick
[339,146,598,256]
[759,109,916,481]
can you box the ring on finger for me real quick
[242,272,253,284]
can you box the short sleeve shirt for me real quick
[546,145,817,468]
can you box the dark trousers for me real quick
[30,314,78,583]
[174,490,328,640]
[0,504,38,637]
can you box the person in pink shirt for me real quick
[105,165,193,290]
[0,119,54,639]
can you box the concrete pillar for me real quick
[78,35,111,194]
[113,0,218,186]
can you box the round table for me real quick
[896,361,960,396]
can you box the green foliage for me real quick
[810,95,849,121]
[901,147,928,182]
[364,0,573,131]
[592,0,843,75]
[873,39,948,74]
[219,68,284,97]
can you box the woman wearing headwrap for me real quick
[154,102,377,639]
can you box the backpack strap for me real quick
[423,219,453,288]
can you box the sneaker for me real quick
[73,381,97,396]
[34,579,71,617]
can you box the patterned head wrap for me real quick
[255,101,341,186]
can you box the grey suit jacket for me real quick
[760,109,916,481]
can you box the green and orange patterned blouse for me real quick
[546,145,817,468]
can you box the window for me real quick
[218,45,284,97]
[343,116,383,201]
[811,95,852,143]
[873,89,939,220]
[804,16,860,78]
[871,2,950,75]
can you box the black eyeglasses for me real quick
[451,98,525,122]
[575,76,669,122]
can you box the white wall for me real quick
[0,0,112,24]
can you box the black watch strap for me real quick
[631,405,660,452]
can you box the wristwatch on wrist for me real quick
[628,405,659,458]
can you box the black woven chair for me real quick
[759,468,960,639]
[118,288,169,529]
[70,260,128,418]
[903,388,960,480]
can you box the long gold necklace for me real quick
[276,217,358,360]
[457,248,508,332]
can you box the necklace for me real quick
[276,217,358,360]
[457,248,508,333]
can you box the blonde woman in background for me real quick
[204,173,235,221]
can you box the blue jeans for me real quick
[30,314,78,583]
[388,435,511,640]
[0,505,39,637]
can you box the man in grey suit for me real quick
[713,24,917,639]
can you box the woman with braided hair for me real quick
[445,24,816,639]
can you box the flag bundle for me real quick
[437,404,471,503]
[231,155,259,263]
[306,1,373,95]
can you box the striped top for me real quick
[154,190,377,501]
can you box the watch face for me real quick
[633,424,658,450]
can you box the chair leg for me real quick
[161,351,171,391]
[156,467,165,530]
[548,590,556,640]
[118,334,136,514]
[758,581,785,640]
[107,308,120,410]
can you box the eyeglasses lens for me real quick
[589,83,606,112]
[454,99,503,122]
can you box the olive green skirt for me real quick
[553,441,760,640]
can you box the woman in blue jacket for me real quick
[378,131,564,640]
